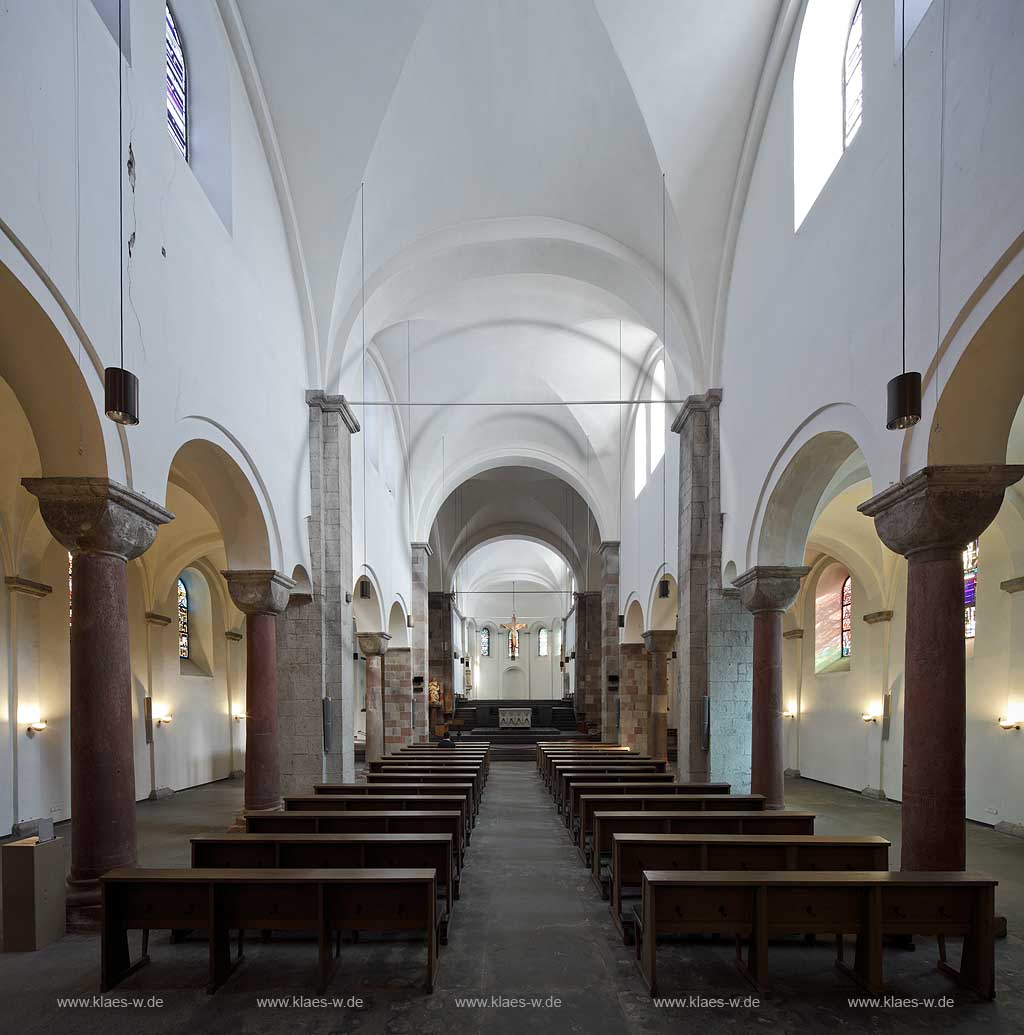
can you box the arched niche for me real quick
[623,599,645,645]
[387,600,409,646]
[354,573,384,634]
[647,571,678,631]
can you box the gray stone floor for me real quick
[1,766,1022,1033]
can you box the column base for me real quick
[229,769,245,779]
[861,786,886,800]
[147,786,174,800]
[783,768,801,778]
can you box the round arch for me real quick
[387,600,409,646]
[646,570,678,632]
[354,570,385,634]
[623,598,645,645]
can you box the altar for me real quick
[498,707,532,729]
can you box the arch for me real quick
[0,255,108,479]
[623,598,645,645]
[290,564,313,596]
[166,438,273,570]
[387,600,409,646]
[353,571,385,634]
[647,570,678,632]
[926,271,1024,467]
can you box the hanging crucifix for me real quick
[501,581,527,660]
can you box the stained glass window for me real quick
[177,578,190,659]
[840,576,852,658]
[166,5,187,161]
[963,540,979,639]
[480,627,490,657]
[538,628,549,657]
[843,2,864,148]
[508,629,519,661]
[68,551,73,626]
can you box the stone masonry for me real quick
[410,543,432,742]
[599,542,620,742]
[383,645,413,750]
[428,591,454,703]
[574,591,601,724]
[618,643,649,755]
[276,391,359,794]
[708,587,753,792]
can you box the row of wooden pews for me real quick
[537,741,997,1000]
[100,743,491,996]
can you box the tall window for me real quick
[840,576,852,657]
[649,359,666,472]
[177,578,190,659]
[67,551,73,626]
[480,627,490,657]
[538,628,549,657]
[166,5,188,160]
[508,629,520,661]
[633,403,647,499]
[963,540,979,639]
[843,2,864,148]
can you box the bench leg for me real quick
[318,920,335,993]
[208,924,241,994]
[101,902,147,993]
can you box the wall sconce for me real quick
[998,716,1022,731]
[27,719,48,735]
[861,701,883,723]
[407,614,415,628]
[782,701,797,719]
[617,614,625,629]
[232,711,247,722]
[153,705,173,727]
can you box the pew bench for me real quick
[244,810,466,870]
[591,811,817,889]
[374,763,485,797]
[566,781,731,835]
[362,772,484,813]
[101,868,439,994]
[632,870,996,1000]
[554,769,679,811]
[542,752,640,787]
[285,795,470,845]
[577,794,767,863]
[191,833,456,942]
[308,782,478,822]
[609,834,890,940]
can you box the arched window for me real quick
[840,576,853,657]
[963,540,979,639]
[538,628,549,657]
[480,627,490,657]
[166,5,188,161]
[633,403,647,499]
[843,2,864,148]
[177,577,190,659]
[67,551,73,626]
[649,359,666,472]
[508,629,520,661]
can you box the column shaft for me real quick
[245,611,283,811]
[365,655,384,764]
[69,553,136,883]
[750,609,785,808]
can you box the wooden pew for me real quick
[308,782,477,823]
[609,834,890,938]
[376,764,485,801]
[591,811,817,889]
[191,832,456,942]
[577,793,767,860]
[244,810,466,870]
[554,768,675,811]
[550,760,671,802]
[284,795,470,846]
[101,868,440,994]
[542,753,649,787]
[632,870,997,999]
[567,782,730,835]
[334,773,482,813]
[536,742,619,768]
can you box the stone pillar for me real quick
[859,465,1023,870]
[734,566,808,809]
[383,644,413,750]
[573,591,601,723]
[599,542,620,742]
[617,643,649,755]
[428,592,454,707]
[22,478,172,895]
[708,588,753,792]
[223,570,295,812]
[283,391,359,792]
[644,630,676,762]
[672,390,722,781]
[359,632,390,763]
[411,543,432,742]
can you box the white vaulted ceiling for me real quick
[227,0,785,536]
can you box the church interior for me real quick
[1,1,1024,1031]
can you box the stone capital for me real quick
[358,631,391,657]
[4,575,52,598]
[221,570,296,615]
[733,565,809,614]
[858,465,1024,560]
[144,611,173,627]
[305,389,360,433]
[863,610,894,625]
[642,629,676,654]
[1001,576,1024,595]
[22,477,173,561]
[411,541,433,557]
[670,387,723,434]
[782,628,804,640]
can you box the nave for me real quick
[3,761,1024,1033]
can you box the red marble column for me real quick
[860,465,1023,871]
[735,566,808,809]
[358,632,390,764]
[223,570,295,813]
[22,477,173,899]
[643,630,676,762]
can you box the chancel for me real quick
[1,0,1023,1030]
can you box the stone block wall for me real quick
[384,646,413,750]
[574,591,601,723]
[618,643,649,755]
[410,544,431,741]
[600,542,620,742]
[708,587,753,792]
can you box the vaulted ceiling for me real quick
[225,0,788,535]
